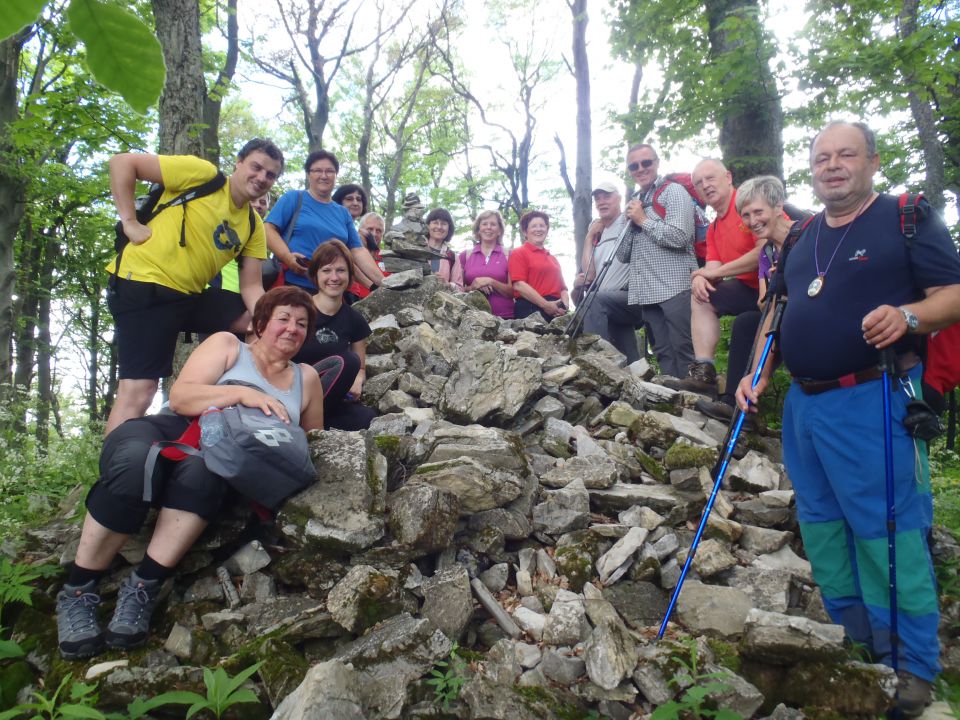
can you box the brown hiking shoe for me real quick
[895,670,932,718]
[663,361,718,397]
[694,397,757,432]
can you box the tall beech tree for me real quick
[611,0,784,182]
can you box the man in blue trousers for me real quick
[737,120,960,717]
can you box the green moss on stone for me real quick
[554,545,594,592]
[706,637,741,673]
[663,444,718,470]
[636,448,668,483]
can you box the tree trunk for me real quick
[569,0,592,273]
[201,0,240,166]
[704,0,783,183]
[0,33,27,394]
[13,217,39,434]
[898,0,946,212]
[34,237,55,451]
[152,0,206,156]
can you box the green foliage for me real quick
[142,662,263,719]
[0,426,101,540]
[0,558,57,614]
[0,631,25,661]
[1,0,163,114]
[0,0,48,38]
[652,638,743,720]
[0,673,104,720]
[65,0,165,115]
[425,642,469,710]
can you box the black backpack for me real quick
[113,171,256,269]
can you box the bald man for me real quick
[666,158,762,397]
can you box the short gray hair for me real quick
[735,176,785,214]
[358,212,384,228]
[809,121,877,159]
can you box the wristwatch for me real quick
[898,306,919,333]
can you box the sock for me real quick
[68,563,105,588]
[136,553,172,583]
[695,358,715,366]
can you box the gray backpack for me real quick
[144,390,316,511]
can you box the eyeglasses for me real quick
[308,168,337,176]
[627,159,655,172]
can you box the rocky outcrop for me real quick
[13,270,950,720]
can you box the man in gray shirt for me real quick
[573,183,644,362]
[615,144,697,377]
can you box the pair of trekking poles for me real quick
[652,271,901,684]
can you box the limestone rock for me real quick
[420,565,473,642]
[387,483,459,553]
[540,455,618,489]
[675,580,753,637]
[280,431,385,552]
[327,565,406,634]
[413,456,522,513]
[533,478,591,536]
[596,526,649,584]
[583,617,638,691]
[542,589,588,646]
[439,339,543,424]
[741,608,846,664]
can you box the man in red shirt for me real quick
[668,158,761,395]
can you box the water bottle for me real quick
[200,407,225,447]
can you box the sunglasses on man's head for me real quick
[627,159,655,172]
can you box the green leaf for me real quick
[146,690,207,707]
[184,701,211,720]
[223,661,262,695]
[0,637,24,659]
[65,0,165,114]
[58,704,107,719]
[0,0,47,39]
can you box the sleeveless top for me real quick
[217,339,303,425]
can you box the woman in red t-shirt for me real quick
[509,210,569,321]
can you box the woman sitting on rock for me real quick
[451,209,514,318]
[424,207,456,282]
[293,240,377,431]
[56,286,325,659]
[509,210,570,322]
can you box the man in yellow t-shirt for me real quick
[104,139,284,435]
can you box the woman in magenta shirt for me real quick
[452,210,515,318]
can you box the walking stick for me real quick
[657,297,786,640]
[878,347,899,677]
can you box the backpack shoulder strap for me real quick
[284,191,306,244]
[150,171,228,248]
[898,192,926,246]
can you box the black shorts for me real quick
[707,278,759,317]
[108,277,246,379]
[87,412,227,534]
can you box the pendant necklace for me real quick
[808,194,874,298]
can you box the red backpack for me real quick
[651,173,709,262]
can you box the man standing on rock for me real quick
[615,144,697,377]
[573,182,644,362]
[737,120,960,717]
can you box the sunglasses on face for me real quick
[627,159,655,172]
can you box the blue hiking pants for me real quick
[782,367,940,681]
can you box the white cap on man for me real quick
[592,181,619,195]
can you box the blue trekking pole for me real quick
[657,297,786,640]
[878,347,899,678]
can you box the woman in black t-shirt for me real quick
[293,240,376,430]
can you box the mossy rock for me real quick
[229,637,308,709]
[272,549,348,598]
[0,659,34,708]
[663,443,718,471]
[706,637,741,673]
[636,448,668,483]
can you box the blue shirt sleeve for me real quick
[265,191,297,237]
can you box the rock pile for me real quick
[8,273,959,719]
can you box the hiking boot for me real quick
[694,397,757,432]
[56,580,104,659]
[104,571,162,650]
[684,361,719,395]
[895,670,932,718]
[662,362,718,397]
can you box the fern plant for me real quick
[425,643,469,710]
[651,638,744,720]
